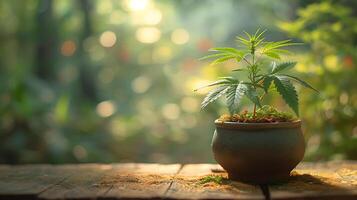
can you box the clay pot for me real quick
[212,120,305,184]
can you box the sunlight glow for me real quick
[132,8,162,25]
[136,27,161,43]
[128,0,150,11]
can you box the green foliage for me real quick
[279,1,357,160]
[197,30,318,117]
[198,175,224,185]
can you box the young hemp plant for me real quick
[196,29,318,121]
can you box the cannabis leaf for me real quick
[226,81,246,114]
[201,85,231,110]
[280,74,319,92]
[273,76,299,116]
[262,75,273,92]
[271,62,297,74]
[200,47,246,64]
[194,77,235,91]
[261,40,297,59]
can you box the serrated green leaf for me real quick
[264,52,281,59]
[199,53,228,61]
[234,82,247,108]
[202,48,246,65]
[262,76,273,92]
[270,49,291,54]
[263,40,295,51]
[236,36,250,46]
[226,82,245,114]
[201,85,230,110]
[219,76,239,83]
[262,40,300,59]
[210,47,240,54]
[273,76,299,116]
[255,29,266,41]
[280,74,319,93]
[194,79,231,91]
[271,62,297,74]
[245,85,262,107]
[213,55,237,64]
[226,86,236,114]
[232,68,245,72]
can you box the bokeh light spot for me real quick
[99,31,117,48]
[339,92,349,105]
[136,27,161,43]
[180,97,200,113]
[73,145,88,160]
[131,76,152,93]
[61,40,76,56]
[152,46,172,63]
[161,103,180,120]
[197,38,213,52]
[171,29,189,45]
[96,100,116,117]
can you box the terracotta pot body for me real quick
[212,120,305,184]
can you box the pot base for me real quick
[228,172,291,184]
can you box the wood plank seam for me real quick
[162,164,184,198]
[36,175,71,197]
[99,182,115,199]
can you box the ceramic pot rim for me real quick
[214,119,301,130]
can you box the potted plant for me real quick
[196,29,318,184]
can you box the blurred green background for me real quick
[0,0,356,164]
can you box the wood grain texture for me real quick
[268,161,357,200]
[0,164,74,200]
[165,164,264,200]
[0,161,355,199]
[38,164,113,200]
[102,163,181,199]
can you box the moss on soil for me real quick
[217,105,297,123]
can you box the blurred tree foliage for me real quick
[279,0,357,160]
[0,0,355,164]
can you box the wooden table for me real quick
[0,161,356,200]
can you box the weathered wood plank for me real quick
[165,164,264,200]
[0,165,74,200]
[38,164,114,200]
[268,161,357,200]
[102,163,181,199]
[0,161,356,200]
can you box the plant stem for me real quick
[251,45,257,118]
